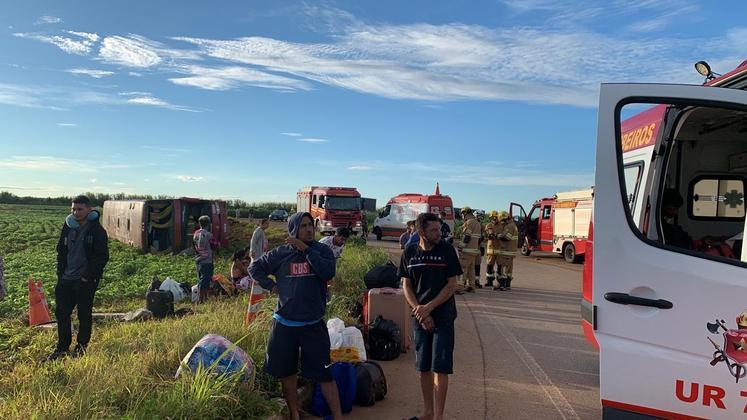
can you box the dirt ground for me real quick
[324,238,600,420]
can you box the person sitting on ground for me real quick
[320,227,351,259]
[661,188,693,250]
[230,249,252,291]
[400,220,415,249]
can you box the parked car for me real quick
[268,209,288,221]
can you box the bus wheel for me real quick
[563,243,580,263]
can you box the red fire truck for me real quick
[510,188,593,263]
[297,186,364,235]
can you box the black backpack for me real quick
[364,262,399,289]
[367,316,401,361]
[146,289,174,318]
[355,361,387,406]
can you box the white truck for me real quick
[584,59,747,418]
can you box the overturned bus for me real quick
[103,198,228,253]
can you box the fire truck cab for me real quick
[297,186,363,235]
[586,60,747,418]
[510,188,593,263]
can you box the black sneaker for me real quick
[474,283,483,289]
[46,350,68,362]
[70,344,87,358]
[465,286,475,293]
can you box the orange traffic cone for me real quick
[28,277,53,326]
[244,280,267,326]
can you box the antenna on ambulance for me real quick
[695,61,721,83]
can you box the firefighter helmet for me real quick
[460,206,474,215]
[489,210,499,220]
[737,310,747,329]
[498,211,510,221]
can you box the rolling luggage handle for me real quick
[604,292,673,309]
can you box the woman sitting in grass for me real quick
[230,249,252,291]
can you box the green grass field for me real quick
[0,204,389,419]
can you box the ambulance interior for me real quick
[653,104,747,262]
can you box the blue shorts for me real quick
[413,318,455,374]
[265,319,333,382]
[196,262,214,289]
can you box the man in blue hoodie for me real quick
[249,212,342,420]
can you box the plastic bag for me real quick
[329,332,343,350]
[341,326,367,361]
[327,318,345,334]
[191,285,199,303]
[175,334,255,384]
[159,277,185,302]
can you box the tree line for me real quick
[0,191,295,218]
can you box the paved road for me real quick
[346,238,600,420]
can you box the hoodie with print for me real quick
[248,212,336,323]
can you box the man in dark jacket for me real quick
[48,195,109,361]
[248,212,342,420]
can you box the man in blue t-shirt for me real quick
[249,212,342,420]
[399,212,462,420]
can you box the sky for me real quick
[1,0,746,210]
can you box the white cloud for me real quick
[0,83,197,112]
[168,64,311,91]
[125,94,200,112]
[128,71,143,77]
[98,34,200,68]
[347,165,372,171]
[0,156,132,173]
[35,15,62,25]
[98,35,163,67]
[176,175,204,182]
[141,145,192,154]
[14,31,99,55]
[56,123,77,127]
[281,132,303,137]
[90,178,97,183]
[297,138,328,143]
[173,19,727,107]
[67,68,115,78]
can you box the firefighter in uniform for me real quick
[457,207,481,293]
[495,211,518,290]
[484,211,501,288]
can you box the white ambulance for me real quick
[585,60,747,418]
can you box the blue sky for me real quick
[1,1,746,210]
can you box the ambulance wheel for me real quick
[563,243,580,263]
[373,227,382,241]
[520,240,531,256]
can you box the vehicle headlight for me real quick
[355,221,362,226]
